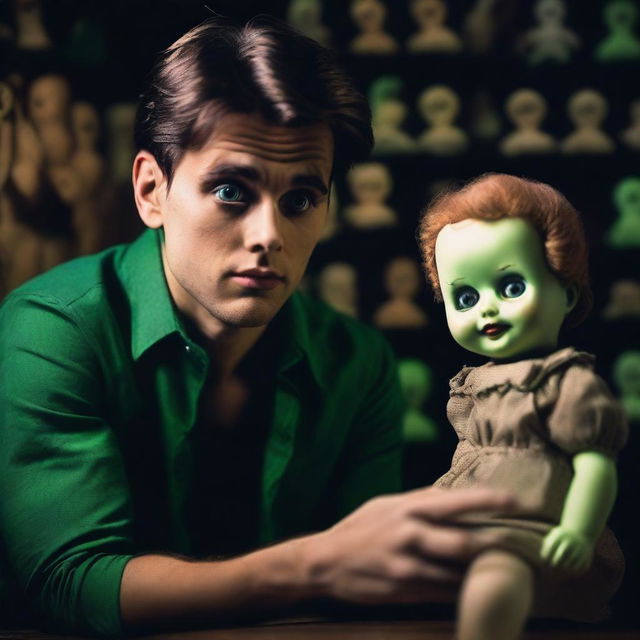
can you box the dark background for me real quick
[1,0,639,631]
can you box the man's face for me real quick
[435,217,572,359]
[156,112,334,337]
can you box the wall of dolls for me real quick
[0,0,638,629]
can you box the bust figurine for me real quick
[349,0,399,55]
[286,0,331,47]
[373,256,428,329]
[416,85,468,155]
[28,75,74,166]
[603,279,640,320]
[344,162,397,229]
[406,0,463,54]
[613,351,640,422]
[561,89,615,154]
[620,98,640,151]
[499,88,557,156]
[317,262,358,318]
[606,176,640,248]
[369,76,416,154]
[14,0,52,51]
[595,0,640,63]
[463,0,498,54]
[518,0,580,65]
[398,358,438,442]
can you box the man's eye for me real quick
[454,287,479,310]
[212,183,244,203]
[281,190,316,215]
[500,275,526,299]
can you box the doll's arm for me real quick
[540,450,617,574]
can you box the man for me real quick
[0,16,516,636]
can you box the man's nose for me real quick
[244,200,284,254]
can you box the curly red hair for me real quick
[418,173,592,327]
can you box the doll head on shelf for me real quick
[418,173,591,359]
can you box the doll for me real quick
[418,173,627,640]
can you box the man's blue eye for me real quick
[500,276,526,299]
[213,184,244,203]
[455,287,479,310]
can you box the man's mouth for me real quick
[231,268,285,291]
[479,323,511,339]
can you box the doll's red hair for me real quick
[418,173,592,326]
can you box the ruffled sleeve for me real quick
[536,356,628,457]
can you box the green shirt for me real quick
[0,229,405,637]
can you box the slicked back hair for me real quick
[134,15,373,187]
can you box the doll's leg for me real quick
[457,549,533,640]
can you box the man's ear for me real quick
[565,284,579,314]
[132,150,166,229]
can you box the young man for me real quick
[0,16,517,636]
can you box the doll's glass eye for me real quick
[455,287,479,310]
[500,275,526,299]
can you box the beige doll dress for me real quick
[435,347,628,621]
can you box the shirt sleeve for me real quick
[326,332,406,521]
[540,363,629,458]
[0,292,134,637]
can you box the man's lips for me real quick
[479,323,511,339]
[230,269,285,290]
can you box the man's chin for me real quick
[215,299,283,328]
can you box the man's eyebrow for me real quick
[199,165,262,190]
[291,174,329,195]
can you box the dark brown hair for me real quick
[134,15,372,186]
[418,173,592,326]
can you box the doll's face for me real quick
[435,217,575,359]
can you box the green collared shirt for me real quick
[0,229,404,637]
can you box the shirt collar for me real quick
[119,228,184,360]
[119,228,328,390]
[274,291,329,391]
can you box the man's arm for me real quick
[121,487,518,630]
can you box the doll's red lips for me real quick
[480,323,510,338]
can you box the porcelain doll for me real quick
[418,173,627,640]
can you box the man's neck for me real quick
[202,324,267,381]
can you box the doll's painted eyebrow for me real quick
[447,277,466,286]
[497,264,514,271]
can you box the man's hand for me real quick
[299,486,518,605]
[121,487,518,629]
[540,526,593,575]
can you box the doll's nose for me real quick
[480,299,499,317]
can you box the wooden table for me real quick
[2,619,639,640]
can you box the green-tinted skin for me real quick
[435,217,617,574]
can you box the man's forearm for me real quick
[120,535,322,630]
[120,487,518,631]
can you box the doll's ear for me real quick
[565,284,578,314]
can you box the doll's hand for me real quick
[540,526,593,574]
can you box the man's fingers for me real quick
[405,486,518,521]
[406,522,496,563]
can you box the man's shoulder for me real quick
[0,243,130,339]
[4,246,123,308]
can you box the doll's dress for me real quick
[435,347,628,621]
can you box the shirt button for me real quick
[185,344,191,352]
